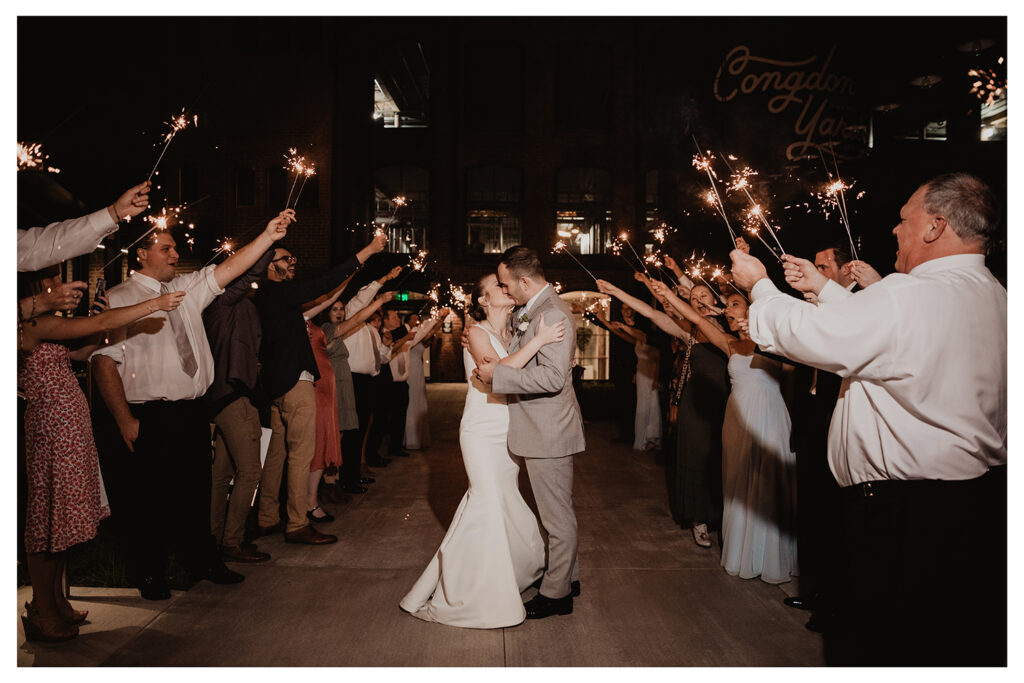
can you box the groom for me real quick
[476,246,586,619]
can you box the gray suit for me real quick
[492,285,585,599]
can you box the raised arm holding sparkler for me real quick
[18,181,152,272]
[594,279,695,343]
[212,210,296,289]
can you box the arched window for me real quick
[558,290,610,380]
[555,167,613,255]
[374,165,429,254]
[465,165,523,255]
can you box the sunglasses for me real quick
[272,255,297,265]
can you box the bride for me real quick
[399,272,567,628]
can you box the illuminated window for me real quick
[555,167,613,254]
[466,165,523,254]
[645,169,659,228]
[373,42,430,129]
[980,95,1007,142]
[559,290,610,380]
[374,166,429,254]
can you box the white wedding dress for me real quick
[399,327,545,628]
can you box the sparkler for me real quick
[691,137,738,249]
[203,237,236,267]
[968,60,1006,106]
[292,163,317,209]
[17,142,60,173]
[552,241,598,282]
[610,240,642,274]
[283,148,306,210]
[818,147,859,260]
[618,232,652,277]
[147,110,196,183]
[710,266,749,303]
[393,249,430,288]
[718,155,786,256]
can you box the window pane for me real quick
[373,41,430,128]
[467,209,521,254]
[555,167,613,254]
[374,165,429,253]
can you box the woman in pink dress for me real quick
[18,268,185,642]
[305,319,342,522]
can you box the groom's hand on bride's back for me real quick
[475,355,498,384]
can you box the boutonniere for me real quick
[515,313,531,338]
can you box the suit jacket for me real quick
[491,286,585,459]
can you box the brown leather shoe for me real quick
[284,525,338,545]
[221,544,271,563]
[255,521,285,538]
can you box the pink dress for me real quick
[308,321,342,471]
[20,343,110,553]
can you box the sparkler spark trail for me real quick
[618,231,651,276]
[283,148,307,210]
[552,241,598,282]
[292,163,317,209]
[691,137,738,249]
[102,204,186,270]
[818,146,859,260]
[718,153,786,256]
[147,109,196,183]
[17,142,60,173]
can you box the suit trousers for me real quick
[524,454,580,599]
[96,399,217,581]
[210,397,263,548]
[365,373,395,458]
[346,372,376,482]
[838,466,1006,666]
[258,380,316,534]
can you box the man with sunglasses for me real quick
[254,234,388,545]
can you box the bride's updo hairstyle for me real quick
[467,273,495,322]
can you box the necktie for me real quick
[161,283,198,377]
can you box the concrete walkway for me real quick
[17,383,824,666]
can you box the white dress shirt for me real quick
[748,254,1006,486]
[18,208,118,272]
[344,281,383,375]
[92,266,225,402]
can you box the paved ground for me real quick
[17,383,823,667]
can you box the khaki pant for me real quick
[211,397,264,548]
[258,381,316,534]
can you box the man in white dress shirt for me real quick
[92,210,294,600]
[17,181,152,320]
[17,181,151,272]
[731,173,1006,666]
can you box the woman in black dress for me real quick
[596,277,729,548]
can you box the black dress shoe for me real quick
[202,563,245,584]
[366,456,391,467]
[524,593,573,619]
[306,506,336,523]
[139,576,171,601]
[338,481,368,494]
[530,578,581,597]
[359,477,376,485]
[783,594,819,611]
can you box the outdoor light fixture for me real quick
[909,74,943,88]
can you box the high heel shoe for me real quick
[21,604,79,643]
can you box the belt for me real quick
[845,468,1003,499]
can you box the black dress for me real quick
[669,341,730,529]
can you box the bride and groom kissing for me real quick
[399,246,586,628]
